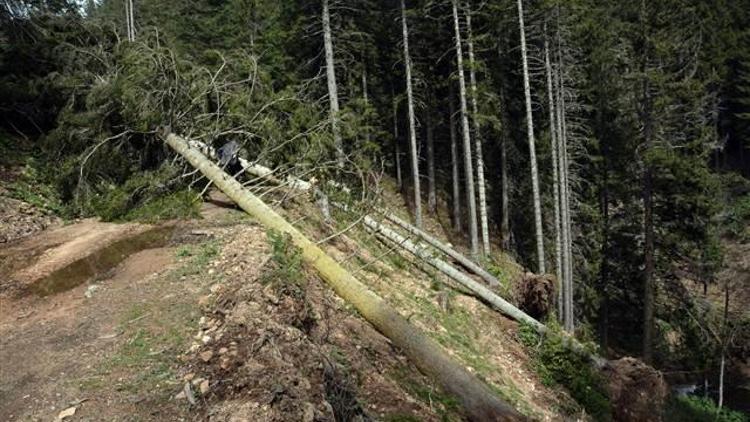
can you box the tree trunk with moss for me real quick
[162,131,524,422]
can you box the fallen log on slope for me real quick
[364,215,545,331]
[187,139,312,191]
[364,215,607,368]
[382,211,501,288]
[162,131,525,421]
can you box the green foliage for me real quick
[518,323,612,421]
[85,165,199,222]
[665,395,748,422]
[7,159,64,214]
[262,229,305,292]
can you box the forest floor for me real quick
[0,180,574,421]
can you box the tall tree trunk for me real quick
[129,0,135,40]
[322,0,344,168]
[517,0,545,274]
[449,83,462,232]
[401,0,422,228]
[452,0,479,257]
[392,91,403,190]
[362,64,371,145]
[556,58,573,332]
[426,109,437,214]
[466,9,490,256]
[124,0,132,41]
[561,72,575,332]
[499,88,510,250]
[718,283,730,409]
[640,0,655,363]
[544,32,563,321]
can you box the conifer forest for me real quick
[0,1,749,421]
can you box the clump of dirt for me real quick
[514,272,555,320]
[177,224,443,421]
[604,357,668,422]
[0,196,60,243]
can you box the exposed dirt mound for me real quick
[604,357,668,422]
[514,272,555,320]
[0,196,60,244]
[177,223,445,421]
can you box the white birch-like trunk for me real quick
[124,0,132,41]
[517,0,545,274]
[452,0,479,257]
[545,33,563,321]
[449,84,461,232]
[466,10,490,256]
[401,0,422,227]
[128,0,136,40]
[322,0,344,168]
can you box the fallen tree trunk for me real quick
[188,139,312,191]
[382,211,501,288]
[163,131,525,421]
[364,215,545,331]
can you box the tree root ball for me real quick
[513,272,555,320]
[604,357,668,422]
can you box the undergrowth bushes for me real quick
[518,322,612,420]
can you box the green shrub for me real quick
[518,323,612,420]
[665,395,748,422]
[262,230,305,293]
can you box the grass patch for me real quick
[173,240,220,278]
[388,367,461,422]
[518,322,611,420]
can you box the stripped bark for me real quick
[163,131,524,422]
[452,0,479,258]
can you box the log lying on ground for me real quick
[188,139,312,190]
[364,215,545,331]
[163,132,525,421]
[366,215,607,368]
[382,211,501,288]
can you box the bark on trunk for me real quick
[517,0,545,274]
[452,0,479,258]
[466,10,490,256]
[500,89,510,250]
[163,131,524,422]
[556,60,574,333]
[426,109,437,213]
[322,0,344,168]
[640,0,654,363]
[544,34,563,321]
[393,94,403,190]
[383,211,500,288]
[450,84,462,232]
[401,0,422,228]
